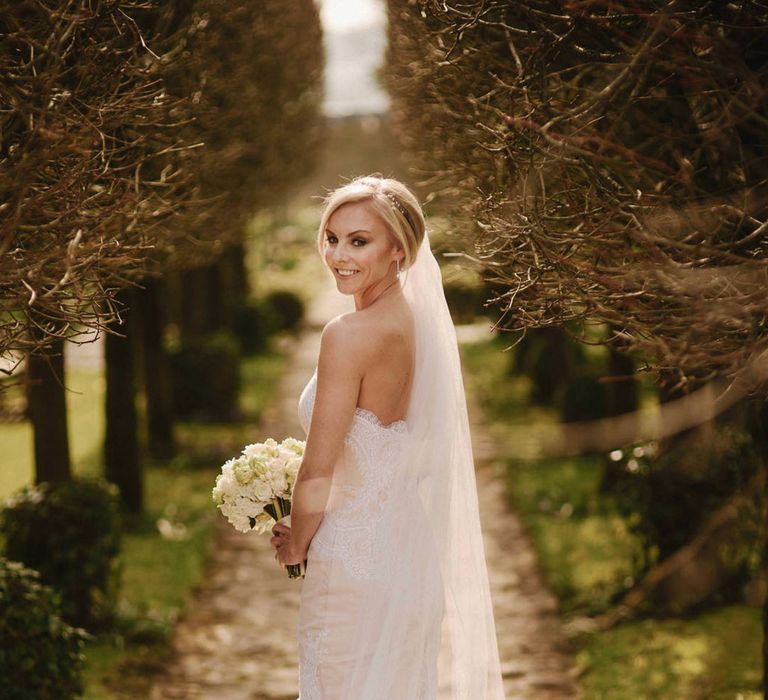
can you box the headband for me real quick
[383,191,416,232]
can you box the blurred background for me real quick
[1,1,765,698]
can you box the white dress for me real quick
[295,366,445,699]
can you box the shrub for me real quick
[0,477,122,630]
[560,374,607,423]
[261,289,305,332]
[0,558,88,699]
[170,331,241,420]
[232,300,278,355]
[609,427,762,601]
[511,327,585,406]
[443,280,488,324]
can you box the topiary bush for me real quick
[0,477,122,631]
[443,280,488,325]
[0,558,88,700]
[232,300,278,355]
[560,374,608,423]
[170,330,242,420]
[261,289,305,332]
[608,426,762,602]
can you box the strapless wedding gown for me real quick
[295,367,445,699]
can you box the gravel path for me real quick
[149,278,580,699]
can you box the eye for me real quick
[325,234,337,244]
[353,238,367,247]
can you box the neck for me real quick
[355,274,401,311]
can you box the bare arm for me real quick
[274,316,365,564]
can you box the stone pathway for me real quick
[467,399,581,698]
[149,277,580,699]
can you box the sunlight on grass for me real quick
[246,204,329,303]
[576,606,761,699]
[82,466,218,700]
[506,455,640,613]
[0,366,106,500]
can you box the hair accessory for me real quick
[384,191,407,216]
[384,191,415,231]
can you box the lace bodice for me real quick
[296,368,412,579]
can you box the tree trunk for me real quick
[104,287,142,513]
[746,394,768,699]
[178,245,247,338]
[763,446,768,700]
[136,276,176,460]
[26,333,71,484]
[180,262,223,337]
[600,334,639,493]
[220,241,250,327]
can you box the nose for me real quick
[330,243,349,265]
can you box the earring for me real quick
[396,258,401,277]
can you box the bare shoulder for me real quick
[317,313,371,377]
[320,313,368,351]
[320,307,410,370]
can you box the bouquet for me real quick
[212,437,307,579]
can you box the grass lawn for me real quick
[0,348,289,699]
[460,335,762,700]
[0,366,105,499]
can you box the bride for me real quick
[270,175,505,699]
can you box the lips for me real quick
[335,268,359,277]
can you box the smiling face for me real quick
[323,200,404,308]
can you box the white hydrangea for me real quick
[212,436,306,534]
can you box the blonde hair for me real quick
[316,174,425,271]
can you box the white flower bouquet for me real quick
[212,436,307,579]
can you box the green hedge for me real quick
[608,426,762,602]
[262,289,305,332]
[0,558,88,699]
[170,331,242,421]
[0,478,122,630]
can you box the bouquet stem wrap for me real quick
[263,497,307,579]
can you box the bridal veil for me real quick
[403,228,505,698]
[346,226,505,698]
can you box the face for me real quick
[323,200,403,305]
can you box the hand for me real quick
[270,522,306,568]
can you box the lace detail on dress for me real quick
[353,407,407,433]
[311,420,408,580]
[298,626,328,700]
[297,369,410,581]
[295,366,444,698]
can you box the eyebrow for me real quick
[325,227,371,237]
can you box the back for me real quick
[347,296,415,426]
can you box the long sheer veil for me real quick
[401,228,505,698]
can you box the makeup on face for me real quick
[323,203,399,288]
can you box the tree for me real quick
[100,0,325,506]
[386,0,768,690]
[1,0,199,486]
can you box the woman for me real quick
[270,175,505,699]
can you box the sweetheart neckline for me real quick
[353,406,408,432]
